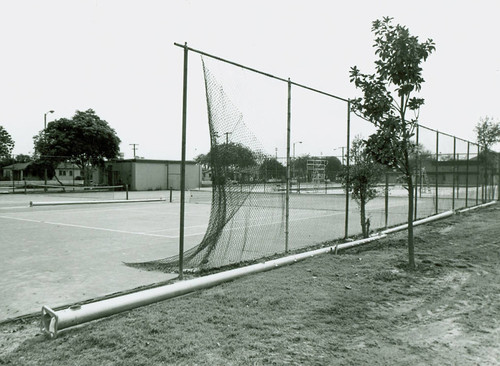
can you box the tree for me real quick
[475,116,500,149]
[200,142,257,184]
[324,156,342,182]
[207,142,256,170]
[338,138,384,238]
[349,17,435,268]
[14,154,32,163]
[194,153,209,170]
[259,158,286,181]
[292,154,310,181]
[474,116,500,201]
[0,126,14,160]
[33,109,121,185]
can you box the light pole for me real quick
[44,110,54,130]
[293,141,302,159]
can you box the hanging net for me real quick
[129,58,290,272]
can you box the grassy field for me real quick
[1,203,499,365]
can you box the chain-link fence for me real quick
[133,44,499,273]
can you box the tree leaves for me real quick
[475,116,500,150]
[33,109,121,184]
[0,125,15,159]
[350,17,434,178]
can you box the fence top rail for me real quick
[175,42,482,148]
[417,123,478,146]
[174,42,349,103]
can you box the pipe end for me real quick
[41,306,59,339]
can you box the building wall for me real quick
[134,162,169,191]
[105,160,202,191]
[54,163,82,184]
[108,162,133,187]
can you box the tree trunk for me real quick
[360,197,367,238]
[53,174,66,191]
[84,165,92,186]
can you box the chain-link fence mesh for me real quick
[130,47,499,273]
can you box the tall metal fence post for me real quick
[465,142,470,207]
[385,171,389,229]
[344,100,351,239]
[414,124,419,219]
[476,145,480,205]
[435,130,439,214]
[285,78,291,253]
[452,137,456,210]
[497,156,500,201]
[178,42,189,279]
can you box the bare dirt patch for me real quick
[1,204,499,365]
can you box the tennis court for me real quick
[0,187,448,320]
[0,191,209,320]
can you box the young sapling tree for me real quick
[349,17,435,268]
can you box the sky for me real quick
[1,0,499,160]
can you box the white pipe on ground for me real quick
[381,210,454,235]
[41,204,489,338]
[456,200,496,214]
[41,235,385,338]
[30,198,166,207]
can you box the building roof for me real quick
[110,159,199,165]
[2,162,32,170]
[2,161,80,170]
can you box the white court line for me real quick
[147,224,208,234]
[0,206,349,241]
[0,215,180,239]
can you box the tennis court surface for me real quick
[0,191,209,320]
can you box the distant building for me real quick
[102,159,202,191]
[2,159,202,191]
[2,162,82,183]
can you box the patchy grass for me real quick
[1,205,499,365]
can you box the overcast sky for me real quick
[1,0,499,160]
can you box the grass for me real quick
[1,204,499,365]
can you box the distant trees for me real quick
[475,116,500,150]
[0,126,14,160]
[350,17,435,268]
[291,155,342,182]
[196,142,257,184]
[33,109,121,185]
[0,126,15,178]
[324,156,342,181]
[475,116,500,200]
[259,158,286,181]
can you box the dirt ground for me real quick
[0,203,499,365]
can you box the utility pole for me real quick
[224,132,231,144]
[130,144,139,159]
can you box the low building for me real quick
[2,162,82,184]
[103,159,202,191]
[2,159,202,191]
